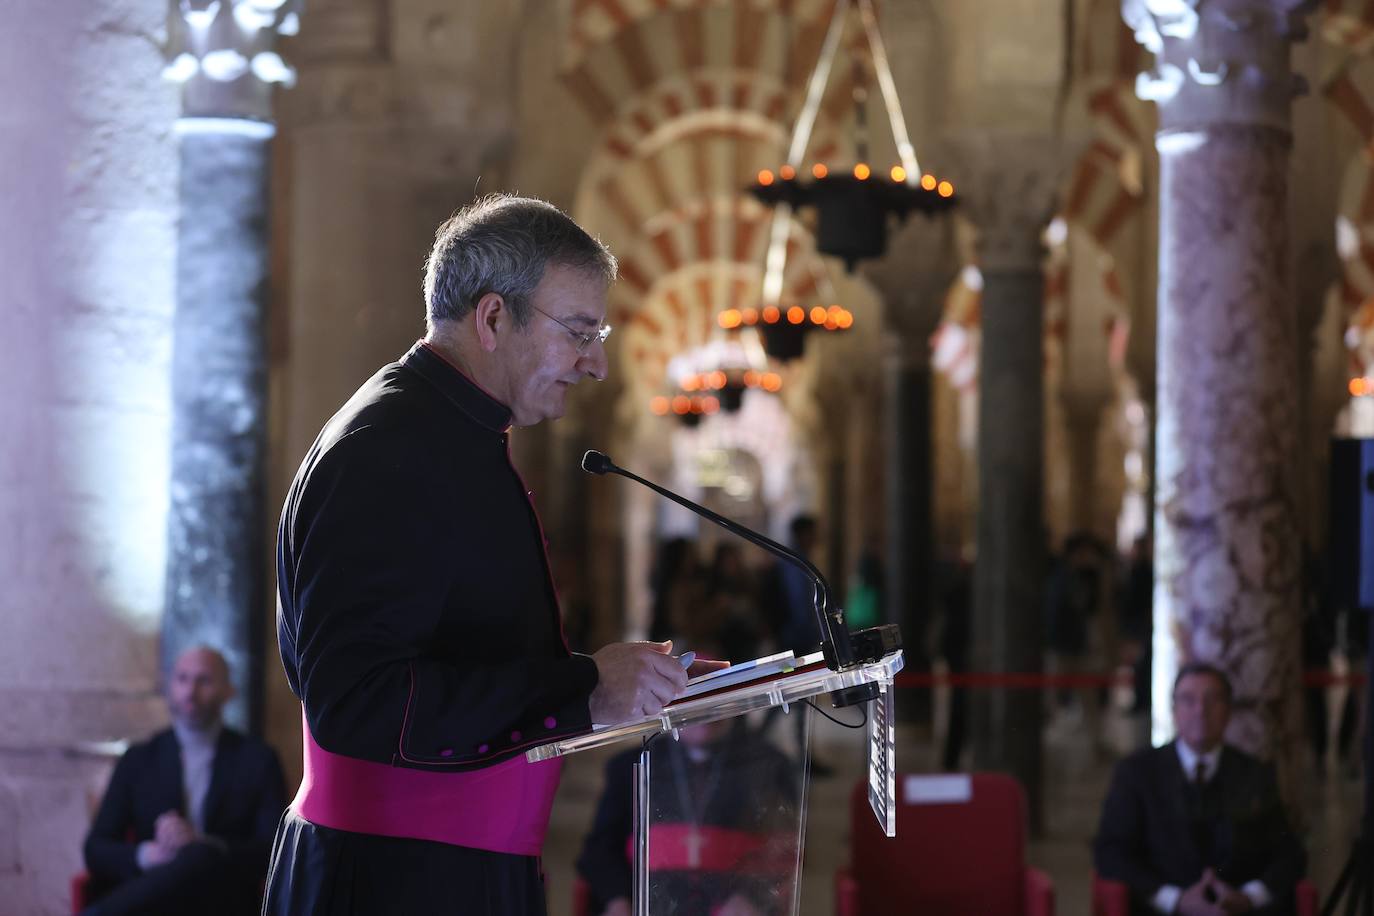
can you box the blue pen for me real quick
[678,651,696,669]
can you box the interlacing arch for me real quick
[612,196,833,392]
[1059,0,1153,278]
[581,120,787,241]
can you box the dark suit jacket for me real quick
[1093,741,1304,914]
[84,726,286,886]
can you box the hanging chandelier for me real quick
[749,161,956,271]
[717,302,855,363]
[650,338,780,426]
[749,0,955,298]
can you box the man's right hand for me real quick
[588,641,689,724]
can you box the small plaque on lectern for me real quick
[865,681,897,837]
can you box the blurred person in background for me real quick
[81,646,285,916]
[1094,663,1305,916]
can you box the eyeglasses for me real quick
[532,305,612,352]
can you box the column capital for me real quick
[861,215,960,343]
[164,0,305,124]
[945,134,1063,273]
[1123,0,1312,134]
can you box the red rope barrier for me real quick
[891,670,1368,690]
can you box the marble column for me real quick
[1125,0,1310,800]
[160,0,301,732]
[959,140,1060,832]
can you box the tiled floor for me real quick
[540,696,1366,915]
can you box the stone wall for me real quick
[0,1,179,912]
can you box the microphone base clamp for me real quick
[848,624,903,665]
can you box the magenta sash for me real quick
[291,712,563,856]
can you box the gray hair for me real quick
[423,194,617,331]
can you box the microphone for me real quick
[581,449,898,703]
[581,450,615,476]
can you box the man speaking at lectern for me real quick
[264,195,723,915]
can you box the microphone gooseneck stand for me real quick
[582,449,899,707]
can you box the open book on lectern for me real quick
[677,649,824,700]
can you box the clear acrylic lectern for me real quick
[527,650,903,915]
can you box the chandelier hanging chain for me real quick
[762,0,851,308]
[785,0,850,170]
[762,0,926,304]
[857,0,921,184]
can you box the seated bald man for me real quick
[81,646,287,916]
[1093,663,1305,916]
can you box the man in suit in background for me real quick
[81,646,287,915]
[1093,662,1304,915]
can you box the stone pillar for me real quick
[960,140,1059,832]
[863,219,958,720]
[1061,394,1108,536]
[1125,0,1310,798]
[0,3,180,910]
[844,377,886,579]
[160,0,302,732]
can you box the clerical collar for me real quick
[404,341,513,433]
[1175,739,1221,783]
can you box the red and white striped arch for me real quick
[1321,56,1374,349]
[1323,0,1374,54]
[561,0,876,401]
[564,0,841,84]
[1059,1,1152,315]
[580,121,787,239]
[1059,82,1153,256]
[612,196,834,387]
[563,2,869,178]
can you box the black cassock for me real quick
[264,342,599,916]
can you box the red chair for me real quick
[835,772,1054,915]
[70,871,94,913]
[1091,874,1318,916]
[572,825,795,915]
